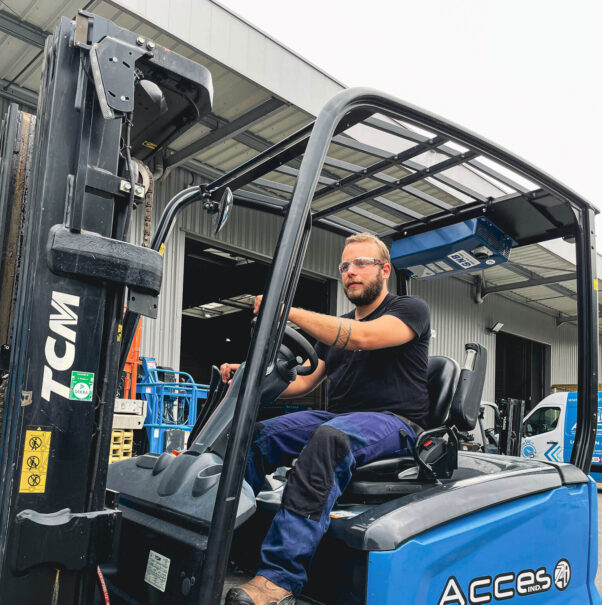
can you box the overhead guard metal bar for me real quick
[312,150,478,220]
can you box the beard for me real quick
[344,269,384,306]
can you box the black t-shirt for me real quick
[314,294,431,427]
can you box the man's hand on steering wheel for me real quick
[219,296,318,394]
[219,362,240,384]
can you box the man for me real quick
[224,233,430,605]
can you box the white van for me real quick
[521,391,602,481]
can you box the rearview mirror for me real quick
[213,188,233,235]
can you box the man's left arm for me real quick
[288,307,415,351]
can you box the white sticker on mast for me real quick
[145,550,171,593]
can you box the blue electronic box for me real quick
[390,217,515,280]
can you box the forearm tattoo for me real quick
[332,318,352,349]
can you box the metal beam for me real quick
[0,11,48,49]
[556,308,602,327]
[482,272,576,296]
[504,262,578,302]
[0,79,37,108]
[165,98,285,171]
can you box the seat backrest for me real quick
[426,356,460,428]
[448,343,487,431]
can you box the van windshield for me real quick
[524,407,561,436]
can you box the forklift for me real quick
[0,10,600,605]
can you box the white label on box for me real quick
[407,264,435,278]
[447,250,480,269]
[145,550,171,592]
[154,429,160,439]
[436,261,453,272]
[426,263,443,273]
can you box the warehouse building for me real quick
[0,0,599,412]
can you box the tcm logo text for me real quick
[41,291,80,401]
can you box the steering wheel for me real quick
[250,317,318,376]
[282,325,318,375]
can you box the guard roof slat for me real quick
[403,159,487,202]
[347,206,398,228]
[313,151,477,220]
[313,135,447,200]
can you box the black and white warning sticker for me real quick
[145,550,171,593]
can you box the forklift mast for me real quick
[0,12,212,603]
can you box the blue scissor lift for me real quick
[137,357,209,453]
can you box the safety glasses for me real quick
[338,257,386,274]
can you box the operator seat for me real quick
[347,355,460,483]
[348,343,487,489]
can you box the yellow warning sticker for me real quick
[159,243,165,256]
[117,323,123,342]
[19,428,51,494]
[594,279,598,292]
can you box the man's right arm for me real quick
[219,359,326,398]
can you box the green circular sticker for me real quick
[72,382,90,400]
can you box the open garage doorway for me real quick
[179,238,334,416]
[495,331,551,412]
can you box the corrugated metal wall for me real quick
[132,170,188,368]
[412,277,579,401]
[180,194,344,279]
[135,168,581,401]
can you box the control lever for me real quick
[412,426,459,483]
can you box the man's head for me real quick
[340,233,391,306]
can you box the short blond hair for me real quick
[344,233,390,264]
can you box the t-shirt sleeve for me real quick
[384,296,430,340]
[314,340,329,360]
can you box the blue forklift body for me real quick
[367,479,601,604]
[103,87,600,605]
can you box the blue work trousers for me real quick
[245,409,416,595]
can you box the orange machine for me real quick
[122,318,142,399]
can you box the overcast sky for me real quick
[220,0,602,245]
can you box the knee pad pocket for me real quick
[282,426,350,520]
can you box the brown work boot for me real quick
[225,575,296,605]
